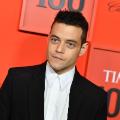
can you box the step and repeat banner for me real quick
[19,0,95,34]
[19,0,120,120]
[86,0,120,120]
[86,47,120,120]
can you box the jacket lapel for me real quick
[28,62,46,120]
[67,68,85,120]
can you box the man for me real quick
[0,10,107,120]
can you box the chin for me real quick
[50,63,61,70]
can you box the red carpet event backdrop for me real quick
[0,0,120,120]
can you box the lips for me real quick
[52,55,63,61]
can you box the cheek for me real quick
[47,45,52,58]
[48,43,56,52]
[47,44,53,54]
[66,50,80,59]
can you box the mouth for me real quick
[52,55,63,61]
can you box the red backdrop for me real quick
[0,0,120,119]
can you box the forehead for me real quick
[50,22,83,41]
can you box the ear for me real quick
[79,42,88,56]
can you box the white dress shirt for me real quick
[44,63,75,120]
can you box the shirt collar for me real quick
[45,62,75,90]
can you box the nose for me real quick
[56,42,65,53]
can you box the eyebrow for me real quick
[66,40,77,44]
[50,34,78,44]
[50,34,59,39]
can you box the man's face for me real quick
[47,22,85,74]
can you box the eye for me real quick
[66,42,76,49]
[50,37,60,44]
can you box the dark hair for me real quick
[51,10,89,44]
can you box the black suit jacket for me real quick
[0,62,107,120]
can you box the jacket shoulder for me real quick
[75,70,107,97]
[3,62,46,84]
[8,62,46,74]
[1,62,46,87]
